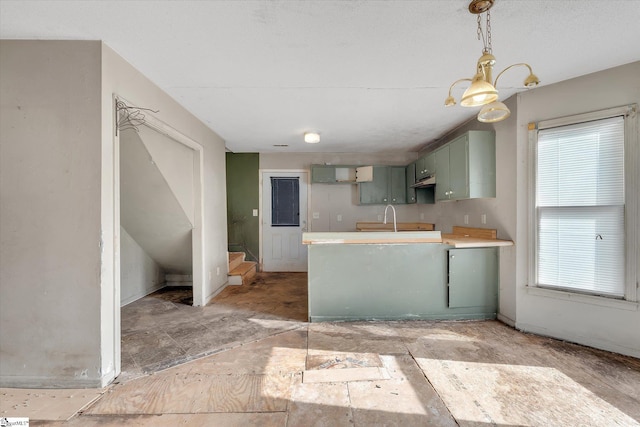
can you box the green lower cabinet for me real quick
[358,166,407,205]
[307,242,500,321]
[448,247,498,311]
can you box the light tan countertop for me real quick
[303,227,513,247]
[441,233,514,248]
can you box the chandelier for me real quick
[445,0,540,123]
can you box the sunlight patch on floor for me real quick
[415,358,640,426]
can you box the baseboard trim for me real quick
[0,375,104,389]
[120,282,166,307]
[515,321,640,359]
[497,313,516,327]
[202,281,228,306]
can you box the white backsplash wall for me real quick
[260,152,420,232]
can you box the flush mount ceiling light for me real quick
[304,132,320,143]
[445,0,540,123]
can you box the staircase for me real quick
[228,252,257,285]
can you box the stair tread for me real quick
[228,252,246,272]
[229,252,244,261]
[229,261,257,276]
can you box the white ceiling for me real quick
[1,1,639,153]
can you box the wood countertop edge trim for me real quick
[441,233,514,248]
[303,238,443,245]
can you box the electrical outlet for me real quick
[208,271,212,281]
[464,214,469,225]
[252,209,258,217]
[481,214,487,224]
[337,214,342,222]
[216,267,220,276]
[377,215,382,221]
[420,213,425,220]
[313,212,320,219]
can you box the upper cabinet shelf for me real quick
[311,165,373,184]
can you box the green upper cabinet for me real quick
[416,153,435,180]
[311,165,373,184]
[434,130,495,201]
[389,166,407,204]
[311,165,336,183]
[358,166,389,204]
[358,166,406,205]
[406,162,417,204]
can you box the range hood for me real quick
[411,174,436,188]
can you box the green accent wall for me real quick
[225,153,259,262]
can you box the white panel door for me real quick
[262,171,308,272]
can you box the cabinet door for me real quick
[389,167,406,204]
[311,165,336,183]
[406,163,416,204]
[448,134,469,200]
[415,156,426,180]
[448,248,498,310]
[434,147,450,201]
[425,153,435,177]
[358,166,389,204]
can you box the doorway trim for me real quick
[112,94,206,380]
[258,169,311,271]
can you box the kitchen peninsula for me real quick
[303,228,512,322]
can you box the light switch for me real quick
[420,213,425,220]
[464,214,469,225]
[252,209,258,217]
[337,214,342,222]
[312,212,320,219]
[481,214,487,224]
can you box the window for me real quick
[270,177,300,227]
[532,105,638,301]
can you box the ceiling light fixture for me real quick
[445,0,540,123]
[304,132,320,144]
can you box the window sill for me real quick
[525,286,639,311]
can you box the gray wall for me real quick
[260,152,420,232]
[120,227,164,306]
[120,128,193,273]
[514,61,640,358]
[0,40,103,387]
[0,40,229,388]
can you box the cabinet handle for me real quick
[450,255,455,259]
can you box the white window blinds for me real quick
[536,116,625,297]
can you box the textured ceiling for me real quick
[1,1,639,153]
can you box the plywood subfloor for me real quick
[13,274,640,426]
[0,388,103,421]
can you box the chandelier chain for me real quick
[476,10,492,53]
[486,9,492,53]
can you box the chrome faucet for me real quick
[383,204,397,232]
